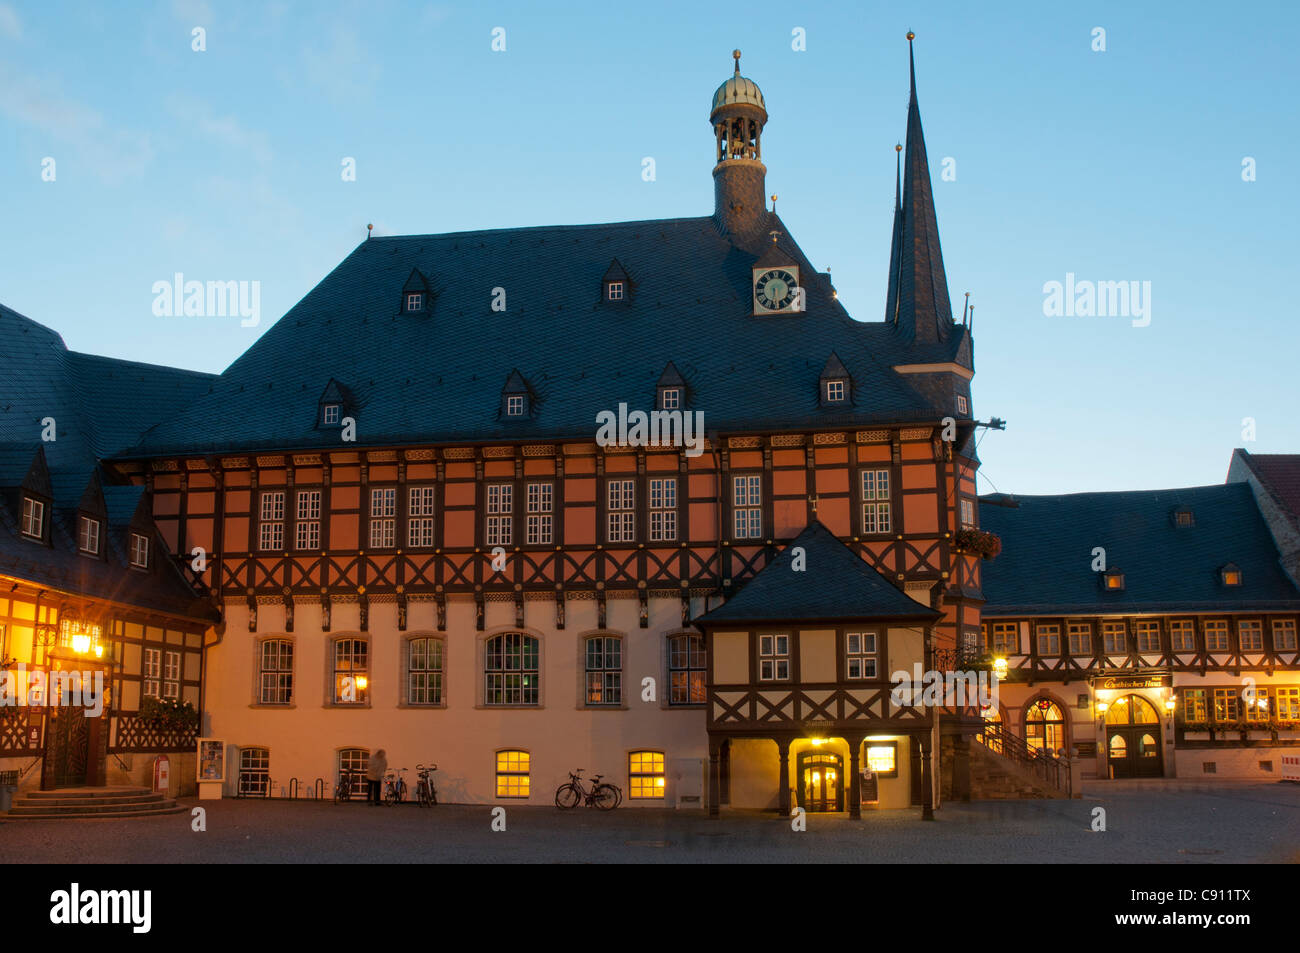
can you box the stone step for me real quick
[8,798,180,816]
[11,793,167,809]
[22,786,154,800]
[3,805,187,820]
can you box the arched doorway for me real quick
[1104,694,1163,778]
[796,751,843,812]
[1024,697,1067,758]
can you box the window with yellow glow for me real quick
[628,750,666,799]
[496,750,530,798]
[865,743,898,777]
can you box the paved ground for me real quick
[2,782,1296,863]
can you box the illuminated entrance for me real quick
[796,751,843,812]
[1104,694,1162,778]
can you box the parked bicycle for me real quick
[555,769,621,810]
[334,768,360,804]
[383,768,409,806]
[416,763,438,807]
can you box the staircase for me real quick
[970,724,1072,799]
[3,786,185,820]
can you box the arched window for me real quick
[485,633,539,706]
[1104,693,1160,725]
[1025,698,1066,756]
[238,747,270,796]
[629,751,666,799]
[495,750,530,798]
[668,633,706,705]
[585,635,622,705]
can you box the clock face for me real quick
[755,268,799,312]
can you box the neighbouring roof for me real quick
[979,483,1300,615]
[119,216,972,459]
[1231,449,1300,525]
[0,303,217,620]
[694,521,940,626]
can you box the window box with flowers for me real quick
[952,529,1002,560]
[138,697,200,733]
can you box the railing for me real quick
[973,721,1072,797]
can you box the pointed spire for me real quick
[894,32,954,344]
[884,143,904,323]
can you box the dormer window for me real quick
[78,516,101,555]
[506,395,525,417]
[20,497,44,540]
[406,292,424,312]
[818,353,850,407]
[1221,564,1243,587]
[607,282,624,302]
[660,387,681,411]
[322,403,341,425]
[1103,569,1125,591]
[825,379,846,403]
[129,533,150,569]
[1173,507,1195,528]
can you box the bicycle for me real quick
[383,768,409,806]
[416,763,438,807]
[334,768,360,804]
[555,769,621,810]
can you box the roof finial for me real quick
[906,31,917,102]
[366,223,373,240]
[770,193,778,213]
[733,48,742,75]
[963,291,970,325]
[769,229,781,244]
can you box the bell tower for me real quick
[711,50,769,244]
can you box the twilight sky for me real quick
[1,0,1296,495]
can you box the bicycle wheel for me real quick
[555,783,581,809]
[592,784,619,811]
[416,783,430,808]
[383,783,398,806]
[609,784,623,808]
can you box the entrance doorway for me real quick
[41,660,107,789]
[1104,694,1163,778]
[796,752,843,812]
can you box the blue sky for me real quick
[1,0,1296,495]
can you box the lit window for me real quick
[865,743,898,776]
[668,634,705,705]
[628,751,665,799]
[988,622,1016,655]
[484,632,538,706]
[1036,623,1060,656]
[408,638,443,705]
[607,281,624,301]
[526,482,553,545]
[485,484,513,546]
[1067,622,1092,656]
[825,379,846,403]
[861,469,891,534]
[495,750,530,798]
[143,647,161,699]
[408,486,436,547]
[162,650,182,700]
[1221,565,1242,586]
[1169,619,1195,652]
[1204,619,1229,651]
[1102,621,1127,654]
[1212,687,1239,723]
[1276,686,1300,720]
[20,497,44,539]
[259,640,293,705]
[333,639,369,705]
[322,403,341,425]
[259,491,285,551]
[758,633,790,681]
[295,489,321,550]
[1135,619,1160,653]
[1103,570,1125,590]
[585,636,622,705]
[1273,619,1298,651]
[1181,689,1207,722]
[845,632,877,679]
[607,479,635,542]
[129,533,150,568]
[505,394,525,416]
[649,477,677,542]
[1174,508,1194,528]
[660,387,680,410]
[406,292,423,312]
[369,487,396,548]
[78,516,101,555]
[1238,620,1263,651]
[733,474,762,539]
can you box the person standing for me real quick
[367,748,387,805]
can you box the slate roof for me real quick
[122,214,972,459]
[978,484,1300,615]
[0,303,217,620]
[694,521,940,626]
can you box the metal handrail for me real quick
[973,721,1071,797]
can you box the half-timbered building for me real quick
[978,481,1300,780]
[0,304,217,793]
[97,41,986,811]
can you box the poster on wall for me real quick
[197,738,225,782]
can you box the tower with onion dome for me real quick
[711,49,770,244]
